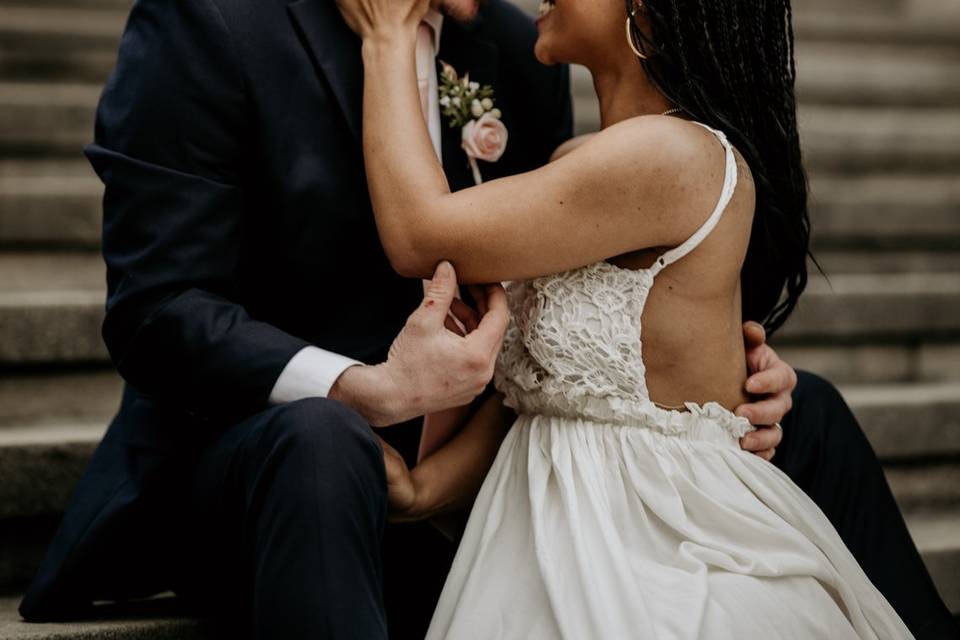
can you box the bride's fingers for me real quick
[467,285,488,316]
[445,313,467,336]
[450,299,481,333]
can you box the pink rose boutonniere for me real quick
[439,61,508,185]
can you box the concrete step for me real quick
[0,595,206,639]
[796,41,960,108]
[780,343,960,386]
[799,106,960,174]
[0,252,106,364]
[0,369,121,428]
[843,381,960,460]
[0,160,102,249]
[809,173,960,250]
[0,6,123,83]
[0,83,99,158]
[779,273,960,343]
[793,10,960,47]
[568,45,960,110]
[905,510,960,615]
[885,461,960,512]
[813,250,960,275]
[0,423,105,520]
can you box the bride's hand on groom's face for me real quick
[736,321,797,461]
[334,0,430,41]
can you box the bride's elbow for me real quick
[382,236,438,280]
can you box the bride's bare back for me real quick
[610,141,755,411]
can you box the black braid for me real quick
[625,0,810,335]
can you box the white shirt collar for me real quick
[423,9,444,53]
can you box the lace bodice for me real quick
[493,123,753,438]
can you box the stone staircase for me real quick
[0,0,957,636]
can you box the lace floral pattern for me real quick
[494,261,753,439]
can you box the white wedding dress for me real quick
[425,124,912,639]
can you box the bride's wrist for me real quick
[360,25,417,54]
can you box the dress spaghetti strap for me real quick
[648,123,738,277]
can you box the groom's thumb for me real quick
[421,261,458,323]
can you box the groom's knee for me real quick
[258,398,386,498]
[788,371,873,460]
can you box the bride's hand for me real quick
[378,436,421,520]
[335,0,430,42]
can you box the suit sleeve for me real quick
[89,0,311,421]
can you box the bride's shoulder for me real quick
[594,116,717,165]
[580,116,751,198]
[567,116,725,191]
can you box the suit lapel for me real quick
[288,0,363,142]
[438,16,499,192]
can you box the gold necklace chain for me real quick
[660,107,683,117]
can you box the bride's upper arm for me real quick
[402,118,717,283]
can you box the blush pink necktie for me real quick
[415,22,434,125]
[414,19,475,463]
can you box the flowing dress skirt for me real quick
[425,414,913,640]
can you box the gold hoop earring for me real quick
[625,16,648,60]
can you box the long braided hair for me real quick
[627,0,810,334]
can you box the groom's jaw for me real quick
[439,0,481,22]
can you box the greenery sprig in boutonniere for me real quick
[438,61,508,185]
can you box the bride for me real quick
[336,0,912,636]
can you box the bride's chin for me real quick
[534,38,559,65]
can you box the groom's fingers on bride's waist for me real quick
[745,363,796,397]
[740,426,783,453]
[735,393,791,428]
[741,321,767,349]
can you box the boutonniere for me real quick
[438,61,508,185]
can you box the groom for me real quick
[19,0,955,638]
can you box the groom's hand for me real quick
[736,321,797,461]
[330,261,508,427]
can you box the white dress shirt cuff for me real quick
[269,346,363,405]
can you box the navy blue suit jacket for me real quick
[20,0,572,620]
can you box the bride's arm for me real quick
[384,393,515,522]
[338,4,715,284]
